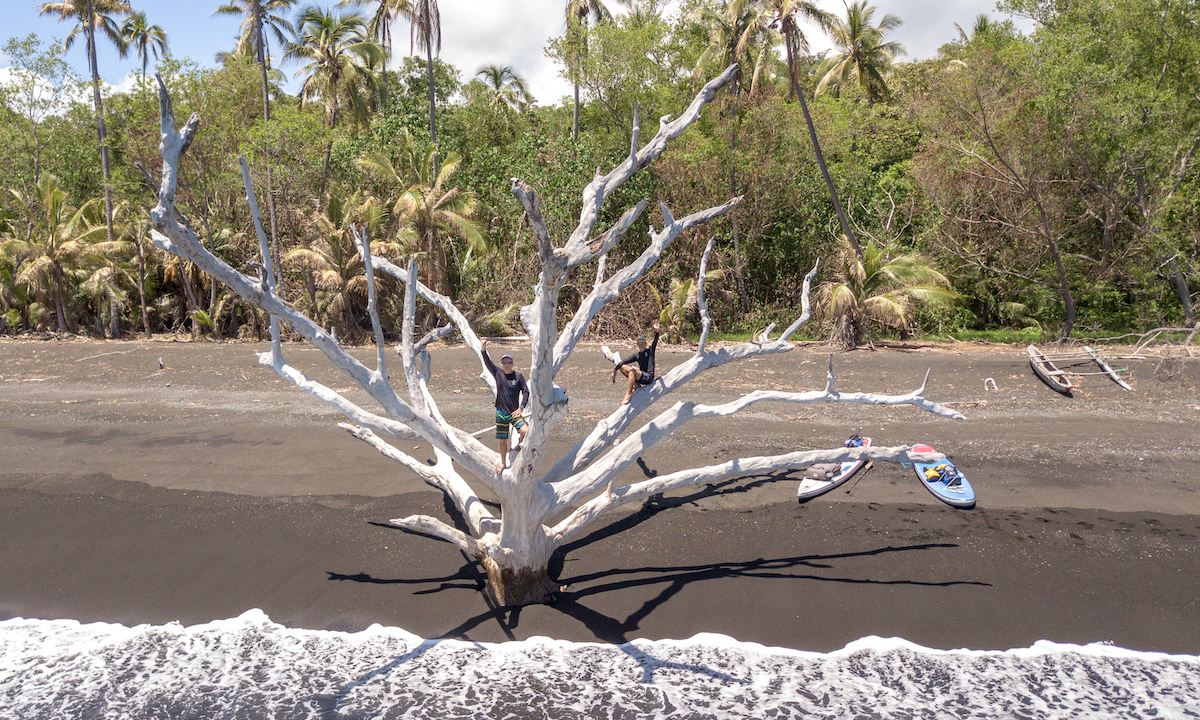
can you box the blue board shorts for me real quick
[495,409,527,439]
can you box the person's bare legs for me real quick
[496,436,509,473]
[620,365,642,405]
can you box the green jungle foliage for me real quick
[1,0,1197,343]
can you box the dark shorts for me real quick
[495,410,527,439]
[636,371,654,386]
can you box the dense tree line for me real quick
[1,0,1197,345]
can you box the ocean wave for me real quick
[2,610,1198,719]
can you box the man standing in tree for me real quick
[612,320,661,405]
[481,339,529,473]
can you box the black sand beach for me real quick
[2,338,1198,653]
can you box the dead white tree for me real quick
[148,66,964,607]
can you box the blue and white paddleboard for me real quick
[911,444,976,509]
[797,436,871,503]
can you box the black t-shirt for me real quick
[483,350,529,414]
[619,332,659,377]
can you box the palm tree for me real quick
[357,129,485,298]
[474,64,532,111]
[212,0,296,291]
[338,0,411,107]
[564,0,625,141]
[815,0,905,102]
[213,0,297,92]
[286,5,384,201]
[38,0,134,245]
[754,0,862,256]
[1,175,125,334]
[694,0,777,95]
[284,186,396,338]
[817,235,956,349]
[119,10,168,81]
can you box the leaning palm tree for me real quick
[818,235,956,350]
[753,0,861,256]
[38,0,134,245]
[0,175,124,334]
[815,0,905,102]
[286,5,384,201]
[119,10,168,81]
[474,64,533,111]
[564,0,625,140]
[357,129,485,298]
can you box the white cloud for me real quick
[407,0,574,106]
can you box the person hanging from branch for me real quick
[481,339,529,473]
[612,320,661,405]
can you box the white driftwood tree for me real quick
[148,66,964,606]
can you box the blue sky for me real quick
[2,1,1032,106]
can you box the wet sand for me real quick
[1,337,1198,653]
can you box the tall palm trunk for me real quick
[426,44,438,175]
[108,295,120,338]
[784,30,861,257]
[727,85,748,311]
[572,81,580,142]
[319,106,338,202]
[52,263,70,334]
[135,227,151,337]
[254,1,284,293]
[85,0,115,244]
[570,22,583,142]
[720,77,748,309]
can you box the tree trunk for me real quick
[572,80,580,142]
[149,67,965,610]
[254,1,284,295]
[136,229,151,337]
[1171,266,1195,327]
[426,45,438,176]
[303,269,317,316]
[727,84,748,311]
[178,266,200,337]
[109,295,120,339]
[318,106,338,203]
[52,264,69,335]
[85,0,115,244]
[1037,203,1075,341]
[32,123,41,185]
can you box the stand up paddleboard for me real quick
[910,443,976,509]
[797,436,871,503]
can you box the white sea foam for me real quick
[2,610,1198,719]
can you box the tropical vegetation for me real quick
[0,0,1197,344]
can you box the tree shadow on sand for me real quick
[314,469,989,717]
[328,467,989,644]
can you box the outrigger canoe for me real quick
[1028,344,1073,396]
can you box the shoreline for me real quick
[2,339,1198,653]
